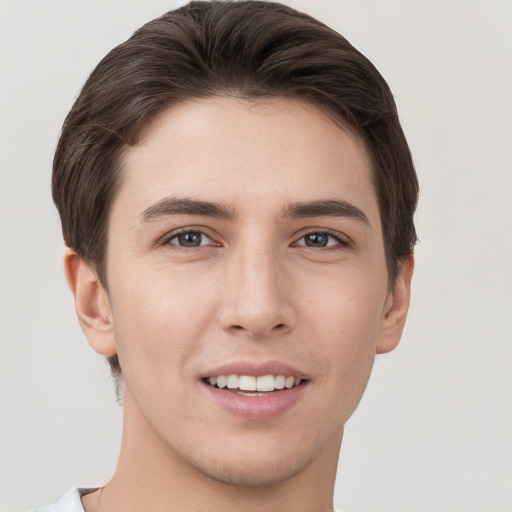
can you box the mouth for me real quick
[203,374,305,396]
[200,362,310,419]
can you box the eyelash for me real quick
[162,229,217,249]
[294,229,350,249]
[162,228,349,250]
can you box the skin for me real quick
[65,97,413,512]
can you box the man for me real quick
[38,1,418,511]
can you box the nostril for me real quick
[229,323,286,334]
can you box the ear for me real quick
[63,248,117,357]
[376,255,414,354]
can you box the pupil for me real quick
[305,233,327,247]
[178,232,202,247]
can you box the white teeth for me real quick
[257,375,274,392]
[227,375,239,389]
[238,375,257,391]
[274,375,285,389]
[207,374,302,392]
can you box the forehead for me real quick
[117,96,378,221]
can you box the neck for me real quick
[84,392,342,512]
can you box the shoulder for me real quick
[31,488,98,512]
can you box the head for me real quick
[54,0,418,487]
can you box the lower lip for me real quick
[201,381,309,420]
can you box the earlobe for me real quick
[376,255,414,354]
[63,248,117,357]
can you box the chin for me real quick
[183,427,341,488]
[192,452,312,488]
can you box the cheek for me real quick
[316,296,380,383]
[107,265,219,386]
[304,269,386,401]
[306,264,386,343]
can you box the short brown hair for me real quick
[53,0,418,384]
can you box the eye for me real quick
[295,231,347,248]
[167,230,214,248]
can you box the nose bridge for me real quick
[220,234,295,337]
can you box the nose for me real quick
[219,243,297,339]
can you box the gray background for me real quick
[1,1,511,511]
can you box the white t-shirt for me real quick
[33,487,344,511]
[32,488,97,512]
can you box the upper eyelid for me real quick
[162,225,215,236]
[294,228,351,245]
[160,227,218,246]
[169,228,211,237]
[169,231,212,242]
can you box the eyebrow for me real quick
[140,196,369,227]
[141,197,235,222]
[283,199,370,226]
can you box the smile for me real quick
[201,367,309,420]
[205,374,303,395]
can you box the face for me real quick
[82,97,410,486]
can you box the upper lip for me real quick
[202,360,309,380]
